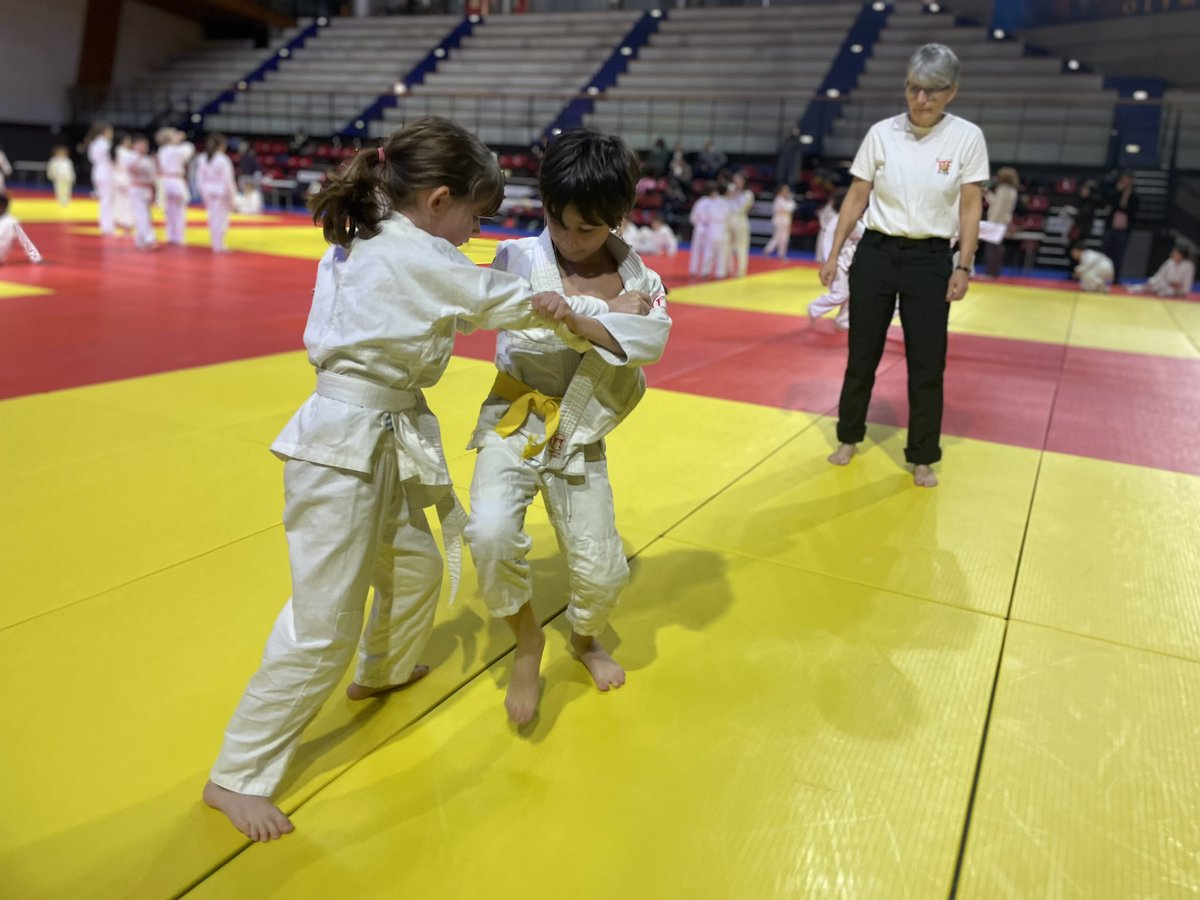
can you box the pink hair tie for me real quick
[377,146,385,164]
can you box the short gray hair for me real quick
[907,43,960,88]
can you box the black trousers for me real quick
[836,230,953,465]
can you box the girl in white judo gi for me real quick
[84,122,115,235]
[724,172,755,278]
[112,133,137,234]
[1132,245,1195,297]
[689,181,729,278]
[808,219,865,330]
[155,127,195,246]
[465,130,671,725]
[46,146,76,207]
[203,117,621,843]
[0,194,43,265]
[762,183,796,259]
[194,134,238,252]
[128,135,158,250]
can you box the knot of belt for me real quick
[491,371,562,459]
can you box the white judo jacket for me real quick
[468,229,672,476]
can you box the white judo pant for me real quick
[763,221,791,258]
[203,193,232,251]
[1080,273,1112,293]
[465,432,628,637]
[131,188,156,248]
[94,170,115,235]
[161,176,189,245]
[210,446,442,796]
[690,225,728,278]
[808,265,851,330]
[726,217,750,278]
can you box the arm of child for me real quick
[532,293,624,357]
[589,272,671,367]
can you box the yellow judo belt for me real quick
[491,371,562,459]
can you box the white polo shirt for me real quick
[850,113,989,240]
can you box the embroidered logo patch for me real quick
[548,433,566,457]
[936,159,953,176]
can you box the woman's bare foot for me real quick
[203,780,294,842]
[827,443,857,466]
[913,464,938,488]
[506,631,545,725]
[345,664,431,701]
[570,632,626,691]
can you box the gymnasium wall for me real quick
[0,0,201,126]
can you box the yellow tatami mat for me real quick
[957,622,1200,898]
[1012,452,1200,661]
[190,543,1005,900]
[668,424,1040,616]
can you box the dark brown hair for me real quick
[538,129,639,228]
[308,116,505,249]
[203,133,227,161]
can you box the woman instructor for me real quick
[820,43,989,487]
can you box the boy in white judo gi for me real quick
[689,181,729,278]
[1132,245,1195,297]
[808,219,865,330]
[203,117,625,841]
[465,129,671,725]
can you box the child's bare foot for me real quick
[345,664,431,701]
[827,443,857,466]
[506,631,545,726]
[570,632,625,691]
[913,464,938,488]
[203,779,294,842]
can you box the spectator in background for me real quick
[694,140,727,180]
[980,166,1019,278]
[775,125,803,190]
[236,140,263,190]
[666,149,692,195]
[1101,171,1137,279]
[1132,245,1195,297]
[645,139,671,177]
[1067,179,1099,244]
[47,146,76,207]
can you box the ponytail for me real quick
[308,116,505,250]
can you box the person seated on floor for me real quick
[1131,245,1195,298]
[0,193,43,265]
[1070,242,1114,293]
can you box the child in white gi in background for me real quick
[762,183,795,259]
[724,172,754,278]
[689,181,730,278]
[155,127,195,246]
[465,130,670,725]
[46,147,76,207]
[234,177,264,214]
[814,188,843,264]
[84,122,115,235]
[203,116,621,842]
[1132,245,1195,297]
[640,212,677,256]
[0,194,43,265]
[808,219,865,330]
[112,133,136,235]
[128,135,158,251]
[1070,243,1114,293]
[194,134,238,253]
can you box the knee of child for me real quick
[571,541,630,596]
[464,511,525,561]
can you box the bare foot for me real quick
[913,464,938,488]
[506,632,545,726]
[570,632,626,691]
[345,664,431,701]
[203,779,294,842]
[827,443,857,466]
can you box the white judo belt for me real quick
[542,351,606,477]
[315,369,469,603]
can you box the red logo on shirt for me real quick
[936,159,953,175]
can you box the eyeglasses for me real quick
[905,82,953,99]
